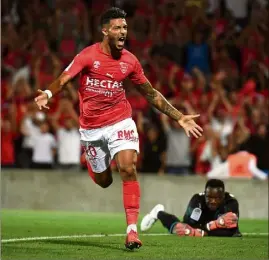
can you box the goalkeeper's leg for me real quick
[141,205,180,233]
[157,211,181,234]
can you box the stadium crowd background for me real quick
[1,0,269,176]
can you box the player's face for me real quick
[107,18,127,50]
[205,187,225,211]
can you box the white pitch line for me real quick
[1,232,268,244]
[1,233,169,243]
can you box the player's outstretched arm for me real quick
[34,73,72,110]
[135,80,203,138]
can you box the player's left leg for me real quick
[157,211,181,234]
[140,204,180,234]
[140,204,164,231]
[114,149,142,249]
[107,118,141,249]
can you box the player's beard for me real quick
[108,37,122,60]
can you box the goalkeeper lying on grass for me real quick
[141,179,241,237]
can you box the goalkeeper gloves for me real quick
[174,223,205,237]
[206,212,238,231]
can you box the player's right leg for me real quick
[81,140,113,188]
[93,167,113,188]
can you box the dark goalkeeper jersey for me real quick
[183,192,241,237]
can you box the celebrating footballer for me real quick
[35,7,203,249]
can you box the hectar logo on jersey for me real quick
[85,77,123,89]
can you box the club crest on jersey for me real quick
[93,61,100,70]
[119,62,128,74]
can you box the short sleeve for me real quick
[129,59,147,85]
[63,49,90,78]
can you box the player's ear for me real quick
[102,28,108,36]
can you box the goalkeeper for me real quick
[140,179,241,237]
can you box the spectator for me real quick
[240,123,269,172]
[192,124,220,174]
[20,106,46,168]
[211,106,234,146]
[140,123,167,175]
[33,50,62,91]
[184,30,211,75]
[50,99,81,169]
[1,104,17,168]
[224,0,249,29]
[32,121,57,169]
[207,151,268,180]
[160,113,191,175]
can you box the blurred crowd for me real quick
[1,0,269,175]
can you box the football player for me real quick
[141,179,241,237]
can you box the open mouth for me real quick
[117,37,125,47]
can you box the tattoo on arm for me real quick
[136,81,183,121]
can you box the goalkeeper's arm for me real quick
[182,194,203,229]
[205,200,240,237]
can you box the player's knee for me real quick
[97,178,113,188]
[118,164,137,181]
[95,169,113,188]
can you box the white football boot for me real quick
[140,204,164,232]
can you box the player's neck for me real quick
[100,41,122,60]
[100,41,112,55]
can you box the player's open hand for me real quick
[35,89,50,110]
[178,114,203,138]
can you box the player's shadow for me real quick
[43,239,129,252]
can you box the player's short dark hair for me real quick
[205,179,225,191]
[100,7,127,26]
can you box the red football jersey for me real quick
[63,43,147,129]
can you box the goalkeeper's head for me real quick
[205,179,225,211]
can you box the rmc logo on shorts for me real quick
[85,77,123,89]
[117,130,138,142]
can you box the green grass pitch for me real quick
[1,210,268,259]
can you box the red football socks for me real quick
[123,181,140,227]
